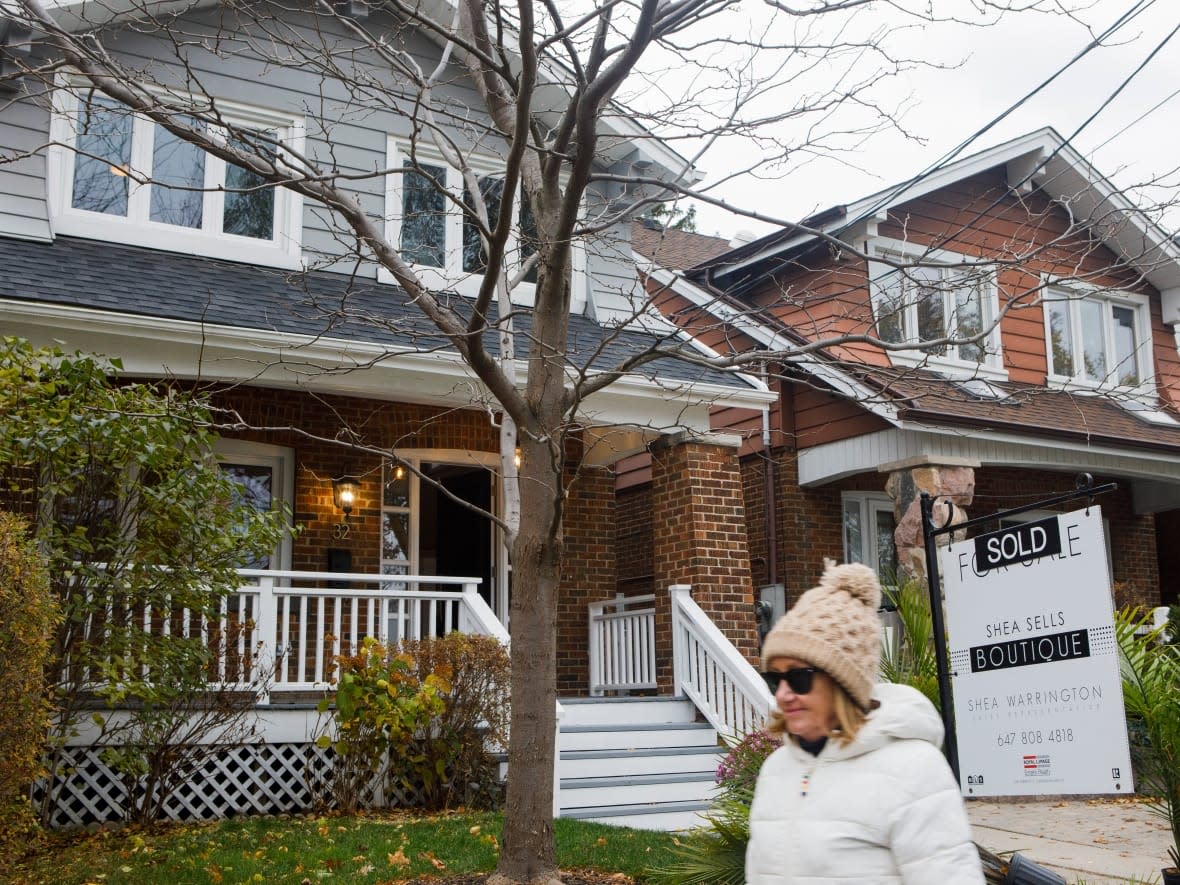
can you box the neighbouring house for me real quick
[636,127,1180,622]
[0,0,776,830]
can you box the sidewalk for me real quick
[967,797,1172,883]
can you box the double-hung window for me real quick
[49,85,304,266]
[870,244,1002,375]
[383,139,542,300]
[1044,286,1152,392]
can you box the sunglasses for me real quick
[761,667,819,695]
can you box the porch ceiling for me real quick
[797,426,1180,515]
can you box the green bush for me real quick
[880,574,940,711]
[396,632,511,810]
[317,632,511,813]
[316,637,448,813]
[0,512,58,861]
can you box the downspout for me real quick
[761,364,778,588]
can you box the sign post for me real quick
[939,506,1133,796]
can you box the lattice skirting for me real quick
[32,742,436,828]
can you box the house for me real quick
[0,0,776,829]
[637,128,1180,619]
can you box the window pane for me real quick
[149,120,205,228]
[221,463,273,569]
[72,98,132,216]
[223,136,274,239]
[874,507,898,578]
[875,272,905,343]
[953,282,985,363]
[384,462,409,507]
[402,161,446,267]
[1111,305,1139,386]
[382,511,410,563]
[843,500,863,564]
[1079,299,1106,382]
[462,176,504,273]
[1048,300,1074,376]
[913,266,945,353]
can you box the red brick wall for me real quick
[650,436,756,685]
[972,468,1158,608]
[616,484,654,596]
[557,464,617,693]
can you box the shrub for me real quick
[396,632,511,810]
[316,632,511,813]
[0,512,58,860]
[880,574,940,711]
[316,637,448,813]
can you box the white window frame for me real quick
[1042,281,1155,398]
[841,491,898,584]
[381,137,588,310]
[868,239,1005,379]
[48,78,305,269]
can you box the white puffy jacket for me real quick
[745,682,984,885]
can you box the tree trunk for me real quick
[494,451,563,885]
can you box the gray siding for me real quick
[0,88,52,241]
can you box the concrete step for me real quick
[558,744,722,780]
[558,721,718,752]
[559,771,717,810]
[558,696,698,727]
[560,798,711,832]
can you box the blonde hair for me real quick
[765,677,870,746]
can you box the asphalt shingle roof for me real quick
[0,235,754,391]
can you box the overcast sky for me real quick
[689,1,1180,241]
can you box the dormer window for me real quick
[49,85,304,267]
[869,243,1003,377]
[382,139,547,300]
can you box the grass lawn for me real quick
[11,811,684,885]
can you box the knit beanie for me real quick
[760,561,882,710]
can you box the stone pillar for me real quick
[650,431,756,691]
[883,457,978,583]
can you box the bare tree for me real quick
[0,0,1144,881]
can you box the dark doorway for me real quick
[419,462,493,605]
[1156,509,1180,608]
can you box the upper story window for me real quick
[1045,286,1153,393]
[383,139,542,300]
[869,243,1003,377]
[49,85,304,267]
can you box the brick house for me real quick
[637,128,1180,616]
[0,0,776,827]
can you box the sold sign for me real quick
[973,516,1062,572]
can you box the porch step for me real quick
[560,799,711,832]
[558,696,698,727]
[556,697,722,832]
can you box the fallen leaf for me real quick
[388,849,410,869]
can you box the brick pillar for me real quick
[884,457,978,583]
[557,463,616,695]
[651,431,757,691]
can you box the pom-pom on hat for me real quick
[760,560,882,710]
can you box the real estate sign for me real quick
[939,506,1133,797]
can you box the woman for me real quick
[745,561,984,885]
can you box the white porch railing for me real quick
[234,569,507,696]
[588,592,657,696]
[670,584,773,741]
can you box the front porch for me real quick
[43,568,772,830]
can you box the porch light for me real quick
[332,475,360,517]
[514,447,522,469]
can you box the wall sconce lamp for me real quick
[514,447,522,469]
[332,475,360,519]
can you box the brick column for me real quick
[884,456,978,583]
[650,431,757,691]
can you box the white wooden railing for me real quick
[235,569,507,696]
[588,592,657,696]
[669,584,773,741]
